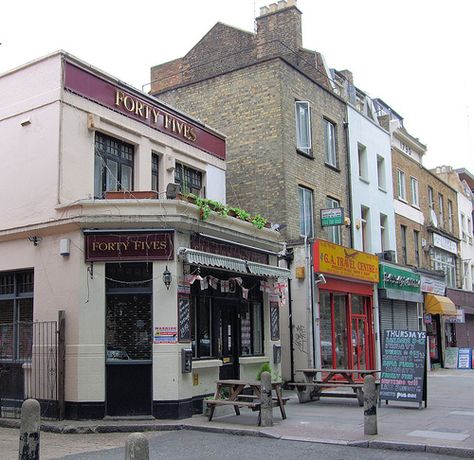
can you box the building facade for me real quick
[0,52,289,419]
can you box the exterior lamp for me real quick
[163,265,172,290]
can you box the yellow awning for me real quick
[425,294,457,316]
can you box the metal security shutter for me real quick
[406,302,419,331]
[379,299,393,346]
[392,300,408,330]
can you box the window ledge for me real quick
[192,359,223,369]
[378,187,387,193]
[296,149,314,159]
[398,197,408,203]
[324,163,340,173]
[411,204,420,210]
[239,356,270,364]
[359,176,370,184]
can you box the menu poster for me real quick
[177,292,191,342]
[457,348,472,369]
[270,302,280,341]
[444,347,459,369]
[380,330,427,404]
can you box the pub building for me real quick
[378,262,423,343]
[312,240,380,373]
[0,51,288,419]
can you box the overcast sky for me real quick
[2,0,473,173]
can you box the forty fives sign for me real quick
[380,330,427,404]
[85,232,174,262]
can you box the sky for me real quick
[1,0,473,173]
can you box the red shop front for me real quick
[313,240,379,372]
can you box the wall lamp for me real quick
[162,265,172,290]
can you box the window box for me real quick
[104,190,158,200]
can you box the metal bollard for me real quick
[260,371,273,427]
[19,399,40,460]
[363,374,378,435]
[124,433,149,460]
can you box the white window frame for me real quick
[358,143,368,182]
[410,176,419,207]
[397,169,406,201]
[377,155,386,191]
[295,101,312,156]
[326,197,341,245]
[447,200,453,232]
[324,119,337,167]
[299,186,314,237]
[438,194,444,227]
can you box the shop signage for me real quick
[313,240,379,283]
[64,61,225,160]
[320,207,344,227]
[379,265,421,293]
[420,275,445,295]
[380,329,427,404]
[85,231,174,262]
[153,326,177,344]
[444,347,459,369]
[458,348,472,369]
[433,233,457,254]
[445,309,465,323]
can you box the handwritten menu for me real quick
[270,302,280,341]
[380,329,426,403]
[177,294,191,342]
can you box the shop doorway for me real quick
[319,290,374,372]
[217,301,239,380]
[105,263,153,417]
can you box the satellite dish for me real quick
[430,209,438,227]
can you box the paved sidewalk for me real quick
[1,368,473,458]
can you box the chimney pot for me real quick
[260,5,270,15]
[277,0,287,9]
[269,3,278,13]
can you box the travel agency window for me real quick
[295,101,312,156]
[191,271,264,360]
[94,132,134,198]
[175,162,203,196]
[0,270,34,362]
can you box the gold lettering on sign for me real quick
[115,90,197,143]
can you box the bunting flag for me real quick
[208,276,219,290]
[260,280,273,293]
[184,274,203,285]
[200,276,209,290]
[220,280,230,293]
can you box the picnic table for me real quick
[205,379,288,425]
[291,368,380,406]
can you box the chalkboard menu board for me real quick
[380,329,427,404]
[177,294,191,342]
[270,302,280,341]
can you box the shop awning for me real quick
[178,248,248,274]
[178,248,290,278]
[247,261,290,279]
[425,294,457,316]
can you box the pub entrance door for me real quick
[217,300,239,380]
[105,263,153,416]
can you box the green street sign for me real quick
[320,207,344,227]
[379,264,421,293]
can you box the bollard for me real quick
[363,374,377,435]
[19,398,40,460]
[124,433,149,460]
[260,371,273,427]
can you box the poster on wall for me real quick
[380,330,427,406]
[177,292,191,342]
[154,326,177,344]
[457,348,472,369]
[444,347,459,369]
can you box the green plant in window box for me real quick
[230,207,251,222]
[251,214,268,229]
[256,362,272,381]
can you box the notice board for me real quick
[380,329,427,406]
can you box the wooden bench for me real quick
[236,394,290,405]
[289,382,369,406]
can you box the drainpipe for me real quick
[305,236,314,368]
[343,119,354,249]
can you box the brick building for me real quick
[150,1,386,379]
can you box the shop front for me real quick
[446,288,474,351]
[313,240,379,373]
[378,263,423,337]
[419,271,456,368]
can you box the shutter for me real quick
[379,299,393,347]
[406,302,419,331]
[392,300,408,330]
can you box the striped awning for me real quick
[178,248,248,274]
[178,248,290,278]
[247,261,290,278]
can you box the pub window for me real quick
[0,270,34,362]
[241,302,264,356]
[175,162,203,196]
[151,153,159,192]
[94,132,134,198]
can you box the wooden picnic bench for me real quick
[289,368,380,406]
[205,379,287,425]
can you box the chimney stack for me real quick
[256,0,302,59]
